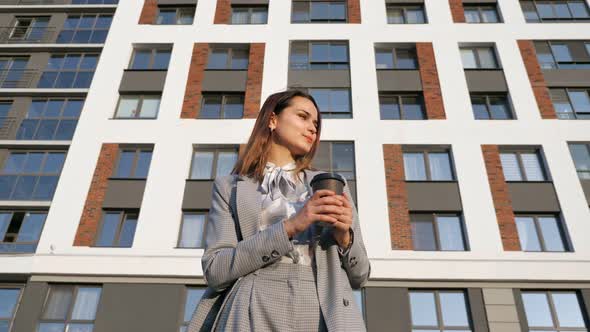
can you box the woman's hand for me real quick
[326,193,353,249]
[284,189,345,238]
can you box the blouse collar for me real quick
[260,161,305,201]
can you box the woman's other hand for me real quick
[284,189,345,238]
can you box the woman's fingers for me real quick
[312,189,335,200]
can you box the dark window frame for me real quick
[379,93,426,120]
[189,146,240,180]
[289,40,350,70]
[534,40,590,69]
[385,4,427,24]
[112,147,153,179]
[470,93,514,120]
[128,46,172,70]
[515,213,570,252]
[463,4,502,23]
[409,289,473,331]
[94,210,139,248]
[374,45,418,69]
[206,45,250,70]
[499,149,549,182]
[9,16,50,42]
[520,0,590,23]
[0,210,47,253]
[156,5,196,25]
[568,142,590,179]
[57,13,113,44]
[302,87,352,118]
[113,94,161,119]
[410,213,469,251]
[178,287,206,330]
[176,211,208,249]
[231,4,269,24]
[460,46,500,69]
[291,0,348,23]
[550,88,590,120]
[38,53,99,89]
[403,148,457,181]
[198,93,245,119]
[517,290,590,331]
[17,98,83,141]
[38,284,103,329]
[0,286,23,331]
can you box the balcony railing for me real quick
[0,116,17,138]
[0,27,56,44]
[0,69,38,88]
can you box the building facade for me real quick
[0,0,590,331]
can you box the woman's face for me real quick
[270,96,319,157]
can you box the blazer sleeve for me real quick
[201,176,294,292]
[338,176,371,289]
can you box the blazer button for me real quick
[343,298,349,306]
[271,250,280,258]
[349,257,357,265]
[262,255,270,262]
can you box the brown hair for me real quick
[232,89,322,184]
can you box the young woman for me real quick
[188,89,370,332]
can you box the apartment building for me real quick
[0,0,589,331]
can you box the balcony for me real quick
[0,69,38,88]
[0,26,56,44]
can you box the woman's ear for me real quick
[268,113,277,130]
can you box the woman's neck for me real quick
[267,143,296,168]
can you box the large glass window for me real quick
[292,1,347,23]
[199,94,244,119]
[568,143,590,179]
[8,16,49,43]
[521,291,588,331]
[179,287,206,332]
[156,6,195,25]
[515,214,568,252]
[231,5,268,24]
[306,88,352,118]
[0,211,47,253]
[313,141,357,201]
[411,213,467,251]
[520,0,590,22]
[386,4,426,24]
[95,211,138,247]
[290,41,349,70]
[207,46,249,70]
[403,150,455,181]
[17,98,83,140]
[534,41,590,69]
[499,150,547,181]
[464,4,501,23]
[460,46,499,69]
[38,285,102,332]
[177,212,207,249]
[0,57,29,89]
[114,95,161,119]
[38,53,99,89]
[57,14,112,44]
[550,88,590,120]
[379,94,425,120]
[190,147,239,180]
[114,148,153,179]
[375,46,418,69]
[470,94,513,120]
[0,150,66,201]
[0,287,22,332]
[129,47,171,70]
[409,290,473,331]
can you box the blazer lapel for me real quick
[236,176,261,239]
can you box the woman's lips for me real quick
[304,136,313,143]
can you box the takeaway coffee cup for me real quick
[310,173,346,227]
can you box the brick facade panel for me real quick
[181,43,210,119]
[383,145,413,250]
[417,43,447,120]
[214,0,231,24]
[449,0,466,23]
[517,40,557,119]
[244,43,265,119]
[347,0,362,23]
[138,0,158,24]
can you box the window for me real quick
[95,211,138,247]
[409,290,473,331]
[305,88,351,118]
[403,150,455,181]
[0,211,47,253]
[0,56,29,89]
[9,16,49,42]
[515,214,568,252]
[379,94,425,120]
[550,88,590,120]
[0,287,22,331]
[38,285,102,332]
[0,101,12,128]
[0,150,66,201]
[460,46,499,69]
[290,41,349,70]
[499,150,547,181]
[411,213,467,251]
[375,46,418,69]
[292,1,347,23]
[521,291,588,331]
[179,287,206,332]
[386,4,426,24]
[177,212,207,249]
[207,46,249,70]
[470,94,513,120]
[114,148,153,179]
[534,41,590,69]
[38,53,99,89]
[464,4,501,23]
[57,14,113,44]
[156,6,195,25]
[520,0,590,23]
[17,98,83,140]
[568,143,590,179]
[353,289,364,318]
[190,147,239,180]
[199,94,244,119]
[314,141,357,200]
[129,47,171,70]
[114,95,161,119]
[72,0,118,3]
[231,5,268,24]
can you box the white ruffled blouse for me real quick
[257,161,314,265]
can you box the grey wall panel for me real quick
[26,53,50,89]
[365,287,411,332]
[94,283,184,332]
[582,180,590,205]
[468,288,490,332]
[102,179,147,209]
[507,182,560,212]
[288,69,351,88]
[201,70,248,92]
[542,69,590,87]
[118,70,168,93]
[47,13,66,44]
[158,0,198,5]
[12,282,49,332]
[182,180,215,210]
[465,70,508,92]
[377,70,423,91]
[406,182,463,211]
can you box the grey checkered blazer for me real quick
[188,169,371,332]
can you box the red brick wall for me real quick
[482,145,521,251]
[244,43,265,119]
[347,0,361,23]
[214,0,232,24]
[416,43,446,120]
[73,144,119,246]
[181,43,209,119]
[517,40,557,119]
[449,0,466,23]
[138,0,158,24]
[383,145,413,250]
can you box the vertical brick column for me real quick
[181,43,209,119]
[449,0,466,23]
[214,0,232,24]
[244,43,265,119]
[383,145,413,250]
[517,40,557,119]
[73,144,119,246]
[138,0,158,24]
[347,0,361,23]
[482,145,521,251]
[416,43,446,120]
